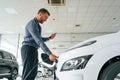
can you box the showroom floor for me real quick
[2,77,54,80]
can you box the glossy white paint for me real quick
[56,31,120,80]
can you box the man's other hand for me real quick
[49,33,56,40]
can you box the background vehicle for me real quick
[56,31,120,80]
[0,50,18,80]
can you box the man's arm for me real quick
[42,33,56,42]
[27,21,58,61]
[42,37,49,42]
[28,22,51,55]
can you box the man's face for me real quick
[39,13,49,24]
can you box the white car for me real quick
[56,31,120,80]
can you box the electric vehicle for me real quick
[56,31,120,80]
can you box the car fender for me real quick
[84,44,120,80]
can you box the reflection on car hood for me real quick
[59,32,120,61]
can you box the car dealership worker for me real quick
[21,8,58,80]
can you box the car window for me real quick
[0,52,3,59]
[11,55,17,61]
[3,51,12,60]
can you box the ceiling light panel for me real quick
[4,8,18,14]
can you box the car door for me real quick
[0,51,6,74]
[2,51,13,73]
[10,54,18,68]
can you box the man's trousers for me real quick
[21,45,38,80]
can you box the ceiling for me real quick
[0,0,120,55]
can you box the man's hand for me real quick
[49,53,58,61]
[49,33,56,40]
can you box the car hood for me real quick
[58,32,120,61]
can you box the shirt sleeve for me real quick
[42,37,49,42]
[27,21,52,55]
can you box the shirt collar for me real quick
[34,17,39,25]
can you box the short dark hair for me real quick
[38,8,50,16]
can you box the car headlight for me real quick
[61,55,93,71]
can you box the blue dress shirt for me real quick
[22,17,52,55]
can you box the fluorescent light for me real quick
[4,8,17,14]
[5,31,14,34]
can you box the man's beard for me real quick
[39,20,44,24]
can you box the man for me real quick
[21,8,58,80]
